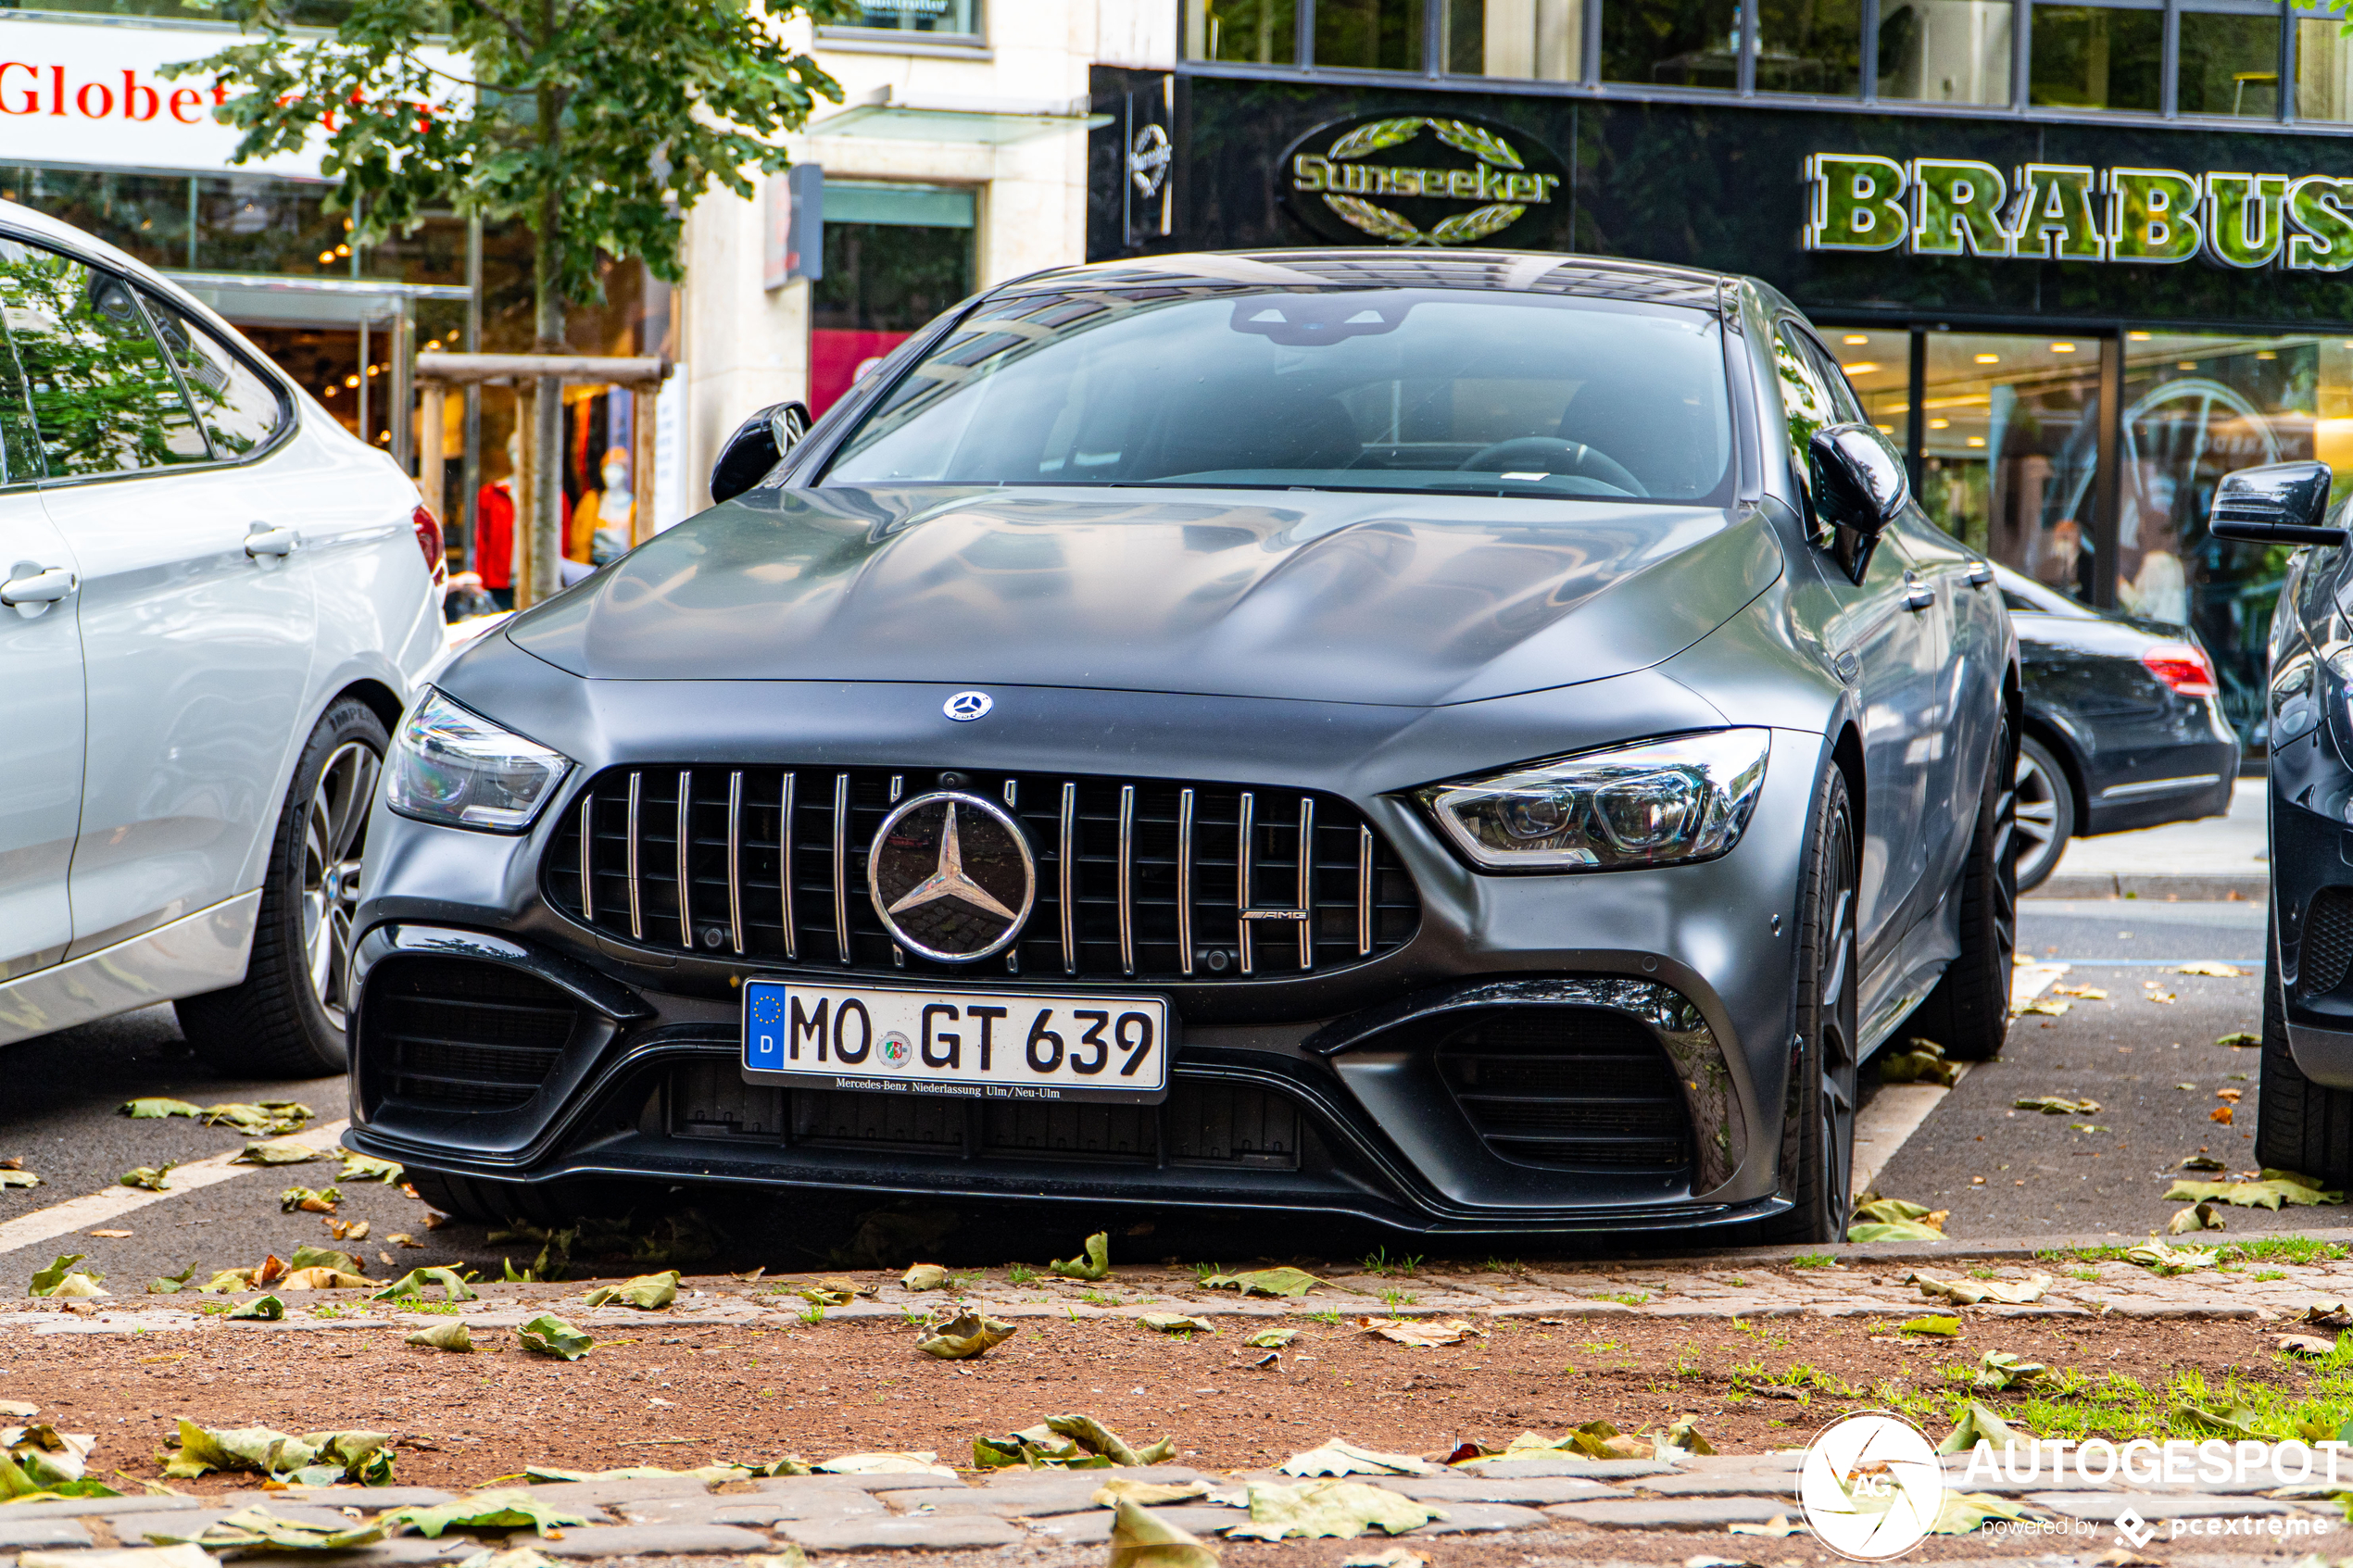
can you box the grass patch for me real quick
[2228,1236,2350,1266]
[1380,1287,1419,1309]
[2067,1266,2100,1282]
[1789,1253,1834,1270]
[1008,1263,1038,1285]
[1592,1290,1651,1307]
[2257,1270,2289,1282]
[1361,1248,1423,1277]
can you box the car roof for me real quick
[996,248,1734,311]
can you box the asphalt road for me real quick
[0,897,2323,1295]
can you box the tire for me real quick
[2257,912,2353,1185]
[175,697,386,1078]
[1908,711,2020,1062]
[2013,734,2074,894]
[1756,766,1861,1244]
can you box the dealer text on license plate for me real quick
[740,980,1170,1103]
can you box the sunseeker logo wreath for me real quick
[1281,112,1566,248]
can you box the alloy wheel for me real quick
[2014,747,2062,888]
[301,740,380,1030]
[1818,805,1860,1236]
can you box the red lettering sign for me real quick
[0,62,34,115]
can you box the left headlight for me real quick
[1418,729,1770,872]
[385,689,573,833]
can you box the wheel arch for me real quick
[335,678,408,741]
[1830,720,1866,844]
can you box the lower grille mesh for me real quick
[2305,888,2353,999]
[366,959,578,1111]
[1435,1008,1692,1173]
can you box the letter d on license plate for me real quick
[741,980,1172,1104]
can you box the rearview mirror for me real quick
[1808,422,1907,535]
[2209,459,2344,546]
[709,401,812,505]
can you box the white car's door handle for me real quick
[0,566,75,606]
[1903,571,1935,611]
[245,524,300,559]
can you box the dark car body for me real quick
[346,250,2016,1238]
[1997,567,2238,888]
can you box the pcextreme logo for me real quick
[1798,1411,1945,1561]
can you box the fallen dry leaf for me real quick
[2211,1106,2235,1124]
[914,1311,1014,1361]
[86,1230,131,1239]
[2274,1333,2338,1358]
[1357,1316,1479,1348]
[1106,1497,1219,1568]
[2176,961,2248,977]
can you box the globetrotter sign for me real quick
[1804,152,2353,270]
[1283,113,1567,248]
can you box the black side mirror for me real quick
[709,401,812,505]
[1808,422,1908,534]
[2209,459,2345,546]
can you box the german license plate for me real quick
[740,979,1172,1104]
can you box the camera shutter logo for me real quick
[1797,1411,1946,1561]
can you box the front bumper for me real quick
[350,662,1827,1235]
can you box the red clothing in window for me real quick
[473,481,570,590]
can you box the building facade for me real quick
[1089,0,2353,747]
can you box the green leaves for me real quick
[1847,1198,1947,1243]
[2166,1170,2345,1210]
[1246,1327,1298,1349]
[1279,1440,1439,1478]
[1879,1038,1955,1085]
[582,1270,679,1310]
[2169,1200,2226,1234]
[972,1414,1169,1469]
[1899,1314,1961,1336]
[914,1311,1014,1361]
[1049,1232,1111,1281]
[374,1267,478,1303]
[228,1295,286,1321]
[381,1489,591,1538]
[1140,1313,1214,1335]
[1198,1267,1322,1298]
[28,1254,107,1298]
[340,1152,405,1184]
[233,1138,322,1166]
[1972,1351,2049,1392]
[122,1098,202,1119]
[119,1164,174,1192]
[148,1506,384,1551]
[1227,1480,1443,1541]
[1910,1271,2051,1306]
[2126,1238,2221,1273]
[160,1421,394,1486]
[404,1320,473,1352]
[517,1314,592,1361]
[146,1263,198,1296]
[281,1185,343,1213]
[1936,1400,2020,1453]
[2015,1095,2101,1115]
[1106,1497,1221,1568]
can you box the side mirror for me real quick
[2209,459,2344,546]
[709,401,812,505]
[1808,422,1908,534]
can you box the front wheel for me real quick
[176,697,386,1077]
[1909,712,2019,1061]
[2257,912,2353,1185]
[1756,766,1861,1244]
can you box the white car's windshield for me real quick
[821,286,1737,505]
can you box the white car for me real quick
[0,199,443,1075]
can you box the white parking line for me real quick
[0,1121,349,1259]
[1849,964,2069,1200]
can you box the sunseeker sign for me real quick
[1803,153,2353,270]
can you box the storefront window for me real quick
[1916,333,2104,602]
[1189,0,1302,62]
[2299,8,2353,118]
[1315,0,1428,68]
[1827,329,1912,452]
[812,182,975,418]
[1876,0,2013,102]
[1604,0,1743,86]
[1446,0,1584,79]
[1757,0,1863,93]
[2178,6,2282,116]
[826,0,982,36]
[2030,3,2163,111]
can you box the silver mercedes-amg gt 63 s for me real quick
[350,249,2017,1244]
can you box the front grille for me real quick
[1435,1008,1692,1173]
[2304,888,2353,998]
[546,766,1418,982]
[668,1060,1302,1168]
[365,958,578,1110]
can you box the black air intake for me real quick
[365,958,578,1111]
[2304,888,2353,999]
[1435,1007,1692,1173]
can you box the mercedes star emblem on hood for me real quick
[867,792,1037,962]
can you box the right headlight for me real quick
[385,689,573,833]
[1417,729,1770,872]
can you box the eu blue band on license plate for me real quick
[740,979,1173,1105]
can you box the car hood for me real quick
[508,484,1780,708]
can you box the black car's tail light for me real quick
[545,767,1418,982]
[1434,1007,1692,1173]
[2303,888,2353,999]
[361,957,581,1111]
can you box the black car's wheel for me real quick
[1758,766,1861,1244]
[176,698,386,1078]
[2257,913,2353,1185]
[1909,714,2020,1061]
[2013,734,2073,893]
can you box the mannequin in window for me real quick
[474,427,572,608]
[573,445,635,566]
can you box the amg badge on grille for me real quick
[867,792,1038,961]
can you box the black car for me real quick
[1996,566,2240,891]
[349,250,2017,1244]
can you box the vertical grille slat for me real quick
[548,766,1418,982]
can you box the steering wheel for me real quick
[1457,436,1643,496]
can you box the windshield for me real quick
[820,286,1736,504]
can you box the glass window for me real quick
[1604,0,1741,84]
[1823,328,1913,453]
[825,0,982,36]
[2179,7,2282,115]
[2297,8,2353,119]
[812,182,977,418]
[0,241,208,478]
[824,288,1737,505]
[0,307,38,487]
[1877,0,2013,102]
[1757,0,1863,94]
[137,290,285,460]
[1315,0,1428,68]
[2030,4,2163,111]
[1916,332,2102,602]
[1189,0,1301,61]
[1447,0,1584,78]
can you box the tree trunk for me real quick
[527,3,564,608]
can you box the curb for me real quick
[1615,1224,2353,1270]
[2031,873,2265,902]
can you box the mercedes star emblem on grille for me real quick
[867,792,1037,962]
[943,691,992,721]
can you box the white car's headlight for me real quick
[385,690,573,833]
[1418,730,1770,872]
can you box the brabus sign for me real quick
[1283,113,1565,248]
[1803,152,2353,270]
